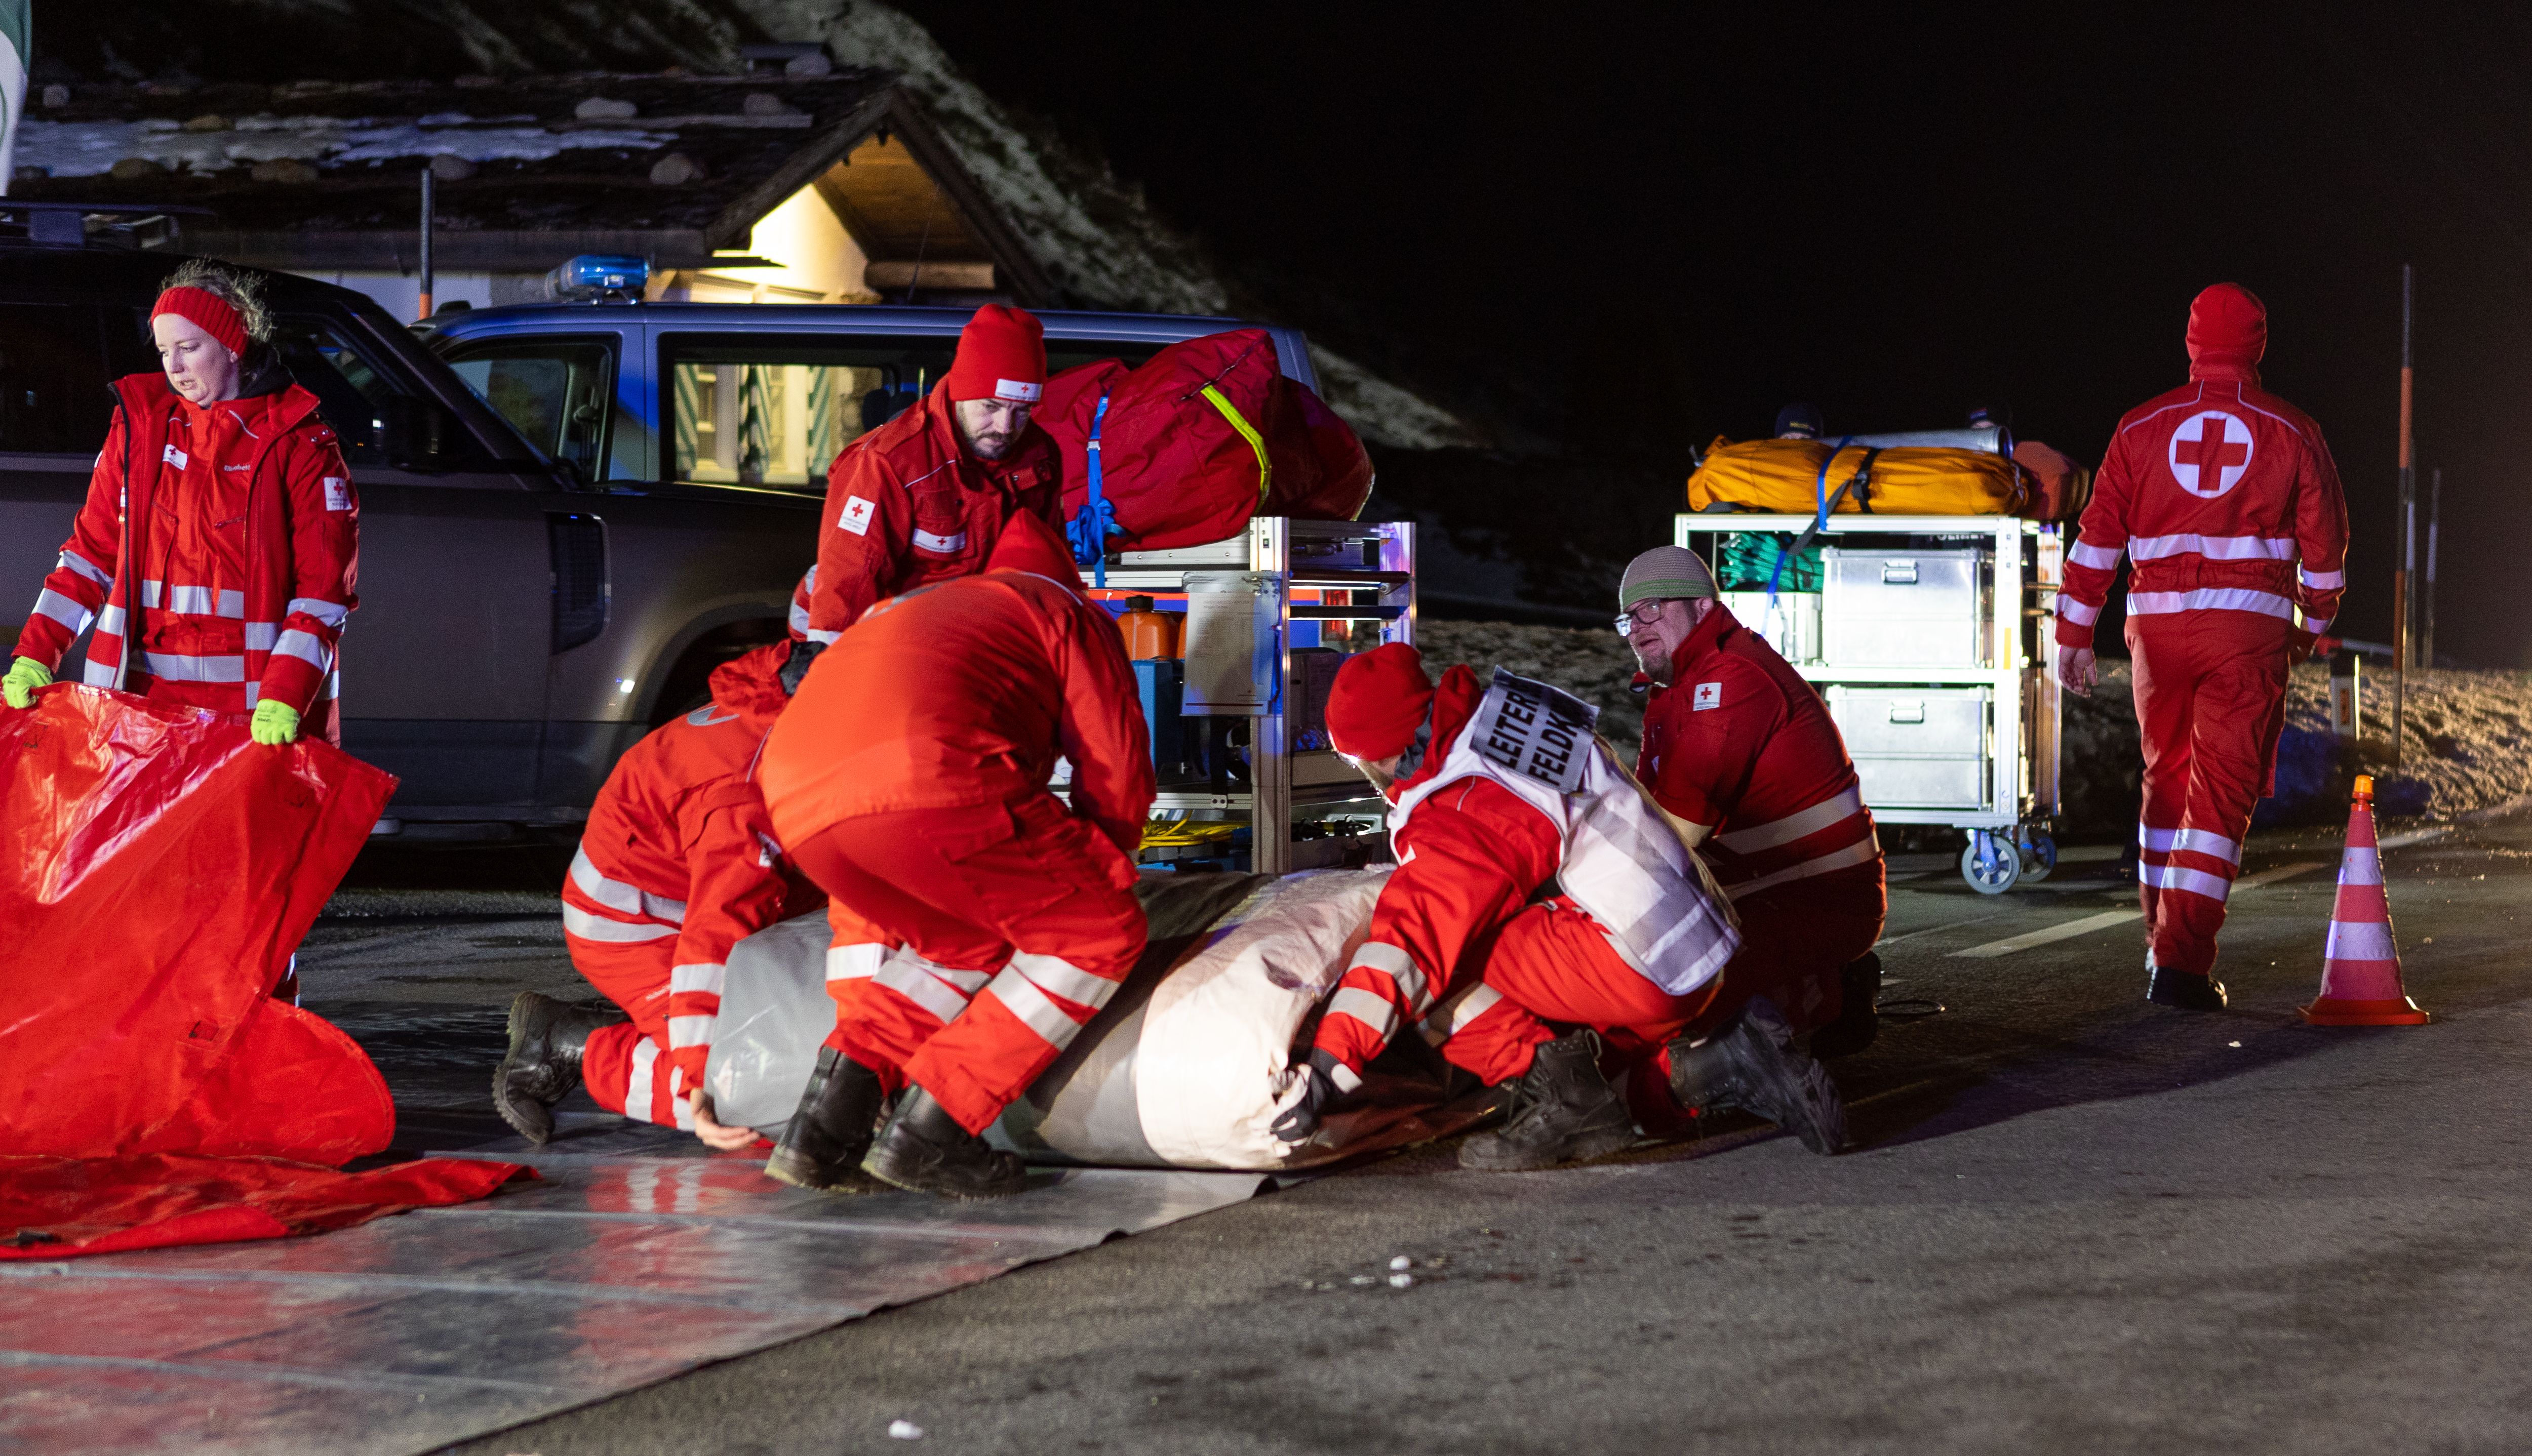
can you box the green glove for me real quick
[2,656,53,710]
[250,698,302,745]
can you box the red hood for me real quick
[984,508,1083,588]
[709,641,796,723]
[2187,282,2266,382]
[1389,664,1485,802]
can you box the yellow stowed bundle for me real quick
[1686,437,2030,516]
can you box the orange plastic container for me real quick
[1117,596,1182,660]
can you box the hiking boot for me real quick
[1807,952,1883,1060]
[863,1087,1029,1199]
[1667,996,1848,1155]
[2146,962,2228,1010]
[1457,1029,1639,1171]
[493,992,628,1144]
[765,1047,889,1191]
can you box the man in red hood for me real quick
[2057,284,2351,1009]
[494,574,826,1148]
[759,511,1153,1198]
[793,306,1064,685]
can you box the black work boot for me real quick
[2146,960,2228,1010]
[493,991,628,1144]
[765,1047,889,1191]
[1667,996,1848,1155]
[1807,952,1883,1060]
[863,1086,1029,1199]
[1457,1029,1639,1171]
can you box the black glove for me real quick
[777,638,824,696]
[1271,1049,1348,1146]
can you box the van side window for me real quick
[0,303,112,453]
[445,337,617,479]
[662,334,955,489]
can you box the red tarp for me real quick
[0,685,525,1258]
[1040,329,1375,552]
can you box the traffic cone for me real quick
[2300,775,2429,1026]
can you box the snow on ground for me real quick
[1417,623,2532,835]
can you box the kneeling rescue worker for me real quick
[759,512,1154,1198]
[1619,545,1887,1095]
[2056,284,2349,1009]
[1273,640,1847,1170]
[491,582,823,1149]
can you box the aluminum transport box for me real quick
[1679,512,2063,893]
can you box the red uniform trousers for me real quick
[2127,611,2293,978]
[1435,896,1725,1085]
[792,793,1147,1135]
[569,939,689,1129]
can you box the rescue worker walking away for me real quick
[759,512,1154,1198]
[790,304,1061,686]
[492,602,825,1150]
[2056,284,2350,1009]
[1618,546,1886,1092]
[5,262,357,747]
[1272,642,1845,1170]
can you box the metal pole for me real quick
[417,166,435,322]
[2422,467,2440,670]
[2392,264,2412,765]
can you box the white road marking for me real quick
[1946,861,2332,959]
[2378,827,2450,850]
[1875,912,2009,949]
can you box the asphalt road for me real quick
[311,819,2532,1456]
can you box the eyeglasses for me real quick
[1613,600,1665,637]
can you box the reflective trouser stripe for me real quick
[626,1039,659,1124]
[668,962,725,998]
[562,905,679,942]
[570,847,687,923]
[1420,982,1502,1046]
[827,943,885,981]
[1346,940,1427,1012]
[1007,951,1119,1009]
[2139,824,2241,864]
[2140,862,2231,902]
[666,1015,714,1049]
[875,957,974,1025]
[980,961,1090,1051]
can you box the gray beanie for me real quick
[1619,545,1719,611]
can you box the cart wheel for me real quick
[1960,832,2022,895]
[2017,833,2058,884]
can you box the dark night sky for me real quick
[906,3,2531,666]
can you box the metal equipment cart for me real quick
[1058,517,1418,876]
[1675,512,2063,893]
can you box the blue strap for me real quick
[1067,391,1118,587]
[1765,435,1855,603]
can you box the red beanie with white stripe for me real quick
[944,305,1047,404]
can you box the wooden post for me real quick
[2393,265,2412,766]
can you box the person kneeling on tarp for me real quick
[1272,644,1846,1169]
[492,588,824,1149]
[758,511,1154,1199]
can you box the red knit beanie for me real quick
[2186,282,2266,369]
[944,305,1047,403]
[152,286,249,359]
[1326,643,1435,760]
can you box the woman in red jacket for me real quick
[2,261,358,745]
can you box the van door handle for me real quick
[548,512,608,653]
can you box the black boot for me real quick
[863,1087,1028,1199]
[1807,952,1883,1060]
[1457,1029,1638,1171]
[493,991,628,1144]
[2146,961,2228,1010]
[1667,996,1847,1155]
[765,1048,889,1191]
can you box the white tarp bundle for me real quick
[703,868,1397,1171]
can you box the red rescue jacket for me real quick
[562,642,825,1095]
[14,372,358,738]
[2059,361,2350,653]
[805,383,1062,641]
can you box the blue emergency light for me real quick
[545,255,649,302]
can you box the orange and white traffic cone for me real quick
[2300,775,2429,1026]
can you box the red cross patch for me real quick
[2167,411,2253,499]
[839,495,877,536]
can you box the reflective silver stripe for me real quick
[2305,616,2332,636]
[569,846,687,924]
[2059,598,2100,626]
[2126,588,2294,619]
[57,550,111,588]
[1010,951,1118,1010]
[2139,824,2241,864]
[273,629,332,670]
[1419,982,1502,1046]
[911,528,968,554]
[2139,862,2231,902]
[159,584,246,618]
[2067,540,2122,571]
[626,1038,660,1122]
[97,605,126,636]
[668,1063,695,1130]
[2300,565,2346,590]
[2128,533,2296,561]
[877,958,973,1025]
[914,957,995,995]
[806,628,841,645]
[141,651,246,683]
[1327,987,1400,1040]
[1716,784,1866,855]
[788,599,812,635]
[83,659,117,686]
[561,904,679,943]
[981,964,1085,1050]
[2337,846,2382,887]
[287,596,350,627]
[244,623,279,651]
[669,962,725,998]
[34,589,94,635]
[1326,1062,1364,1094]
[826,943,885,981]
[1346,942,1426,1014]
[2324,918,2396,961]
[140,579,162,608]
[666,1015,714,1048]
[1723,835,1882,902]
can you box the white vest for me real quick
[1391,669,1742,996]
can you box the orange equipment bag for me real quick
[1687,437,2031,517]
